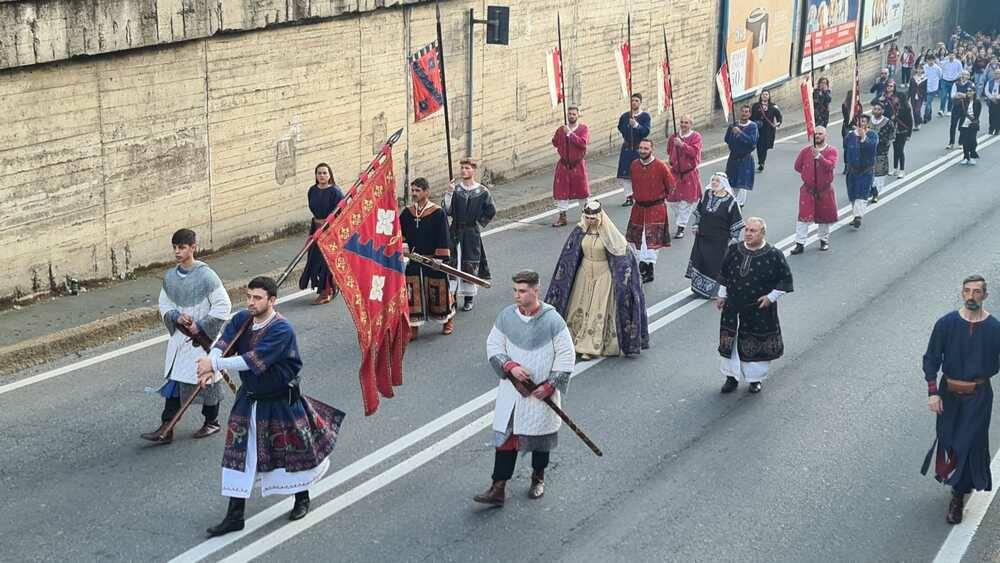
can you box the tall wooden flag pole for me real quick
[811,34,817,188]
[663,26,678,135]
[435,1,455,181]
[556,13,569,128]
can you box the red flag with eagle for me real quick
[316,142,409,416]
[410,41,444,122]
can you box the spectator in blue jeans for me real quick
[940,53,964,114]
[924,56,943,123]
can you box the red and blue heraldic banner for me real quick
[410,41,444,122]
[799,0,859,74]
[316,146,409,416]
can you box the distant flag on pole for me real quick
[657,59,672,114]
[715,58,734,122]
[800,79,815,139]
[614,41,632,99]
[849,55,863,125]
[545,47,564,109]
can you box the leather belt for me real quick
[945,377,987,395]
[635,200,664,208]
[246,385,302,404]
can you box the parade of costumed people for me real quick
[545,200,649,361]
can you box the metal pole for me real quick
[557,13,569,127]
[435,1,454,181]
[466,8,474,158]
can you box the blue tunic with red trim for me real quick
[214,310,345,473]
[922,311,1000,492]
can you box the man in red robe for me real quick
[551,106,590,227]
[666,115,703,239]
[626,138,676,283]
[791,126,839,255]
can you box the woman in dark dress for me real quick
[750,90,782,172]
[812,77,832,128]
[685,173,744,299]
[299,163,344,305]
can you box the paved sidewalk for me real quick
[0,112,809,375]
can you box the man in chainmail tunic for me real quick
[475,270,575,506]
[141,229,231,444]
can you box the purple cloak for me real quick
[544,226,650,356]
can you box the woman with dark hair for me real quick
[298,163,344,305]
[750,90,782,172]
[813,77,832,127]
[888,82,914,178]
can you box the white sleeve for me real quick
[551,327,576,374]
[208,284,232,320]
[210,348,249,372]
[717,285,727,299]
[158,287,176,317]
[767,289,786,303]
[443,192,454,212]
[486,325,506,360]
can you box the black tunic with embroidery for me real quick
[717,242,794,362]
[400,204,453,323]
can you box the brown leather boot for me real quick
[140,422,173,444]
[528,470,545,499]
[947,495,965,524]
[551,212,567,228]
[192,421,222,439]
[409,326,419,341]
[442,319,454,335]
[473,480,506,506]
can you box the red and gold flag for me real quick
[316,144,409,416]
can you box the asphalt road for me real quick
[3,114,1000,563]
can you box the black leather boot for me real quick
[206,497,246,537]
[289,491,310,521]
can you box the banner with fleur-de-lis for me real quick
[316,142,409,416]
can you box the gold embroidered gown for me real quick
[565,231,619,356]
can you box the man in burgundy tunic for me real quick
[667,115,703,239]
[626,138,675,283]
[551,106,590,227]
[791,126,839,255]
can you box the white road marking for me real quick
[178,131,1000,562]
[0,122,841,396]
[0,289,311,397]
[933,453,1000,563]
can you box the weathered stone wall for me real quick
[0,0,424,70]
[0,0,955,299]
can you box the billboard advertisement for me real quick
[800,0,860,73]
[860,0,904,48]
[723,0,796,99]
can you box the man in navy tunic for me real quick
[922,275,1000,524]
[197,276,345,537]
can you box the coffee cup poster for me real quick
[800,0,860,73]
[860,0,904,48]
[723,0,795,99]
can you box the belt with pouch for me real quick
[944,377,987,395]
[246,385,302,405]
